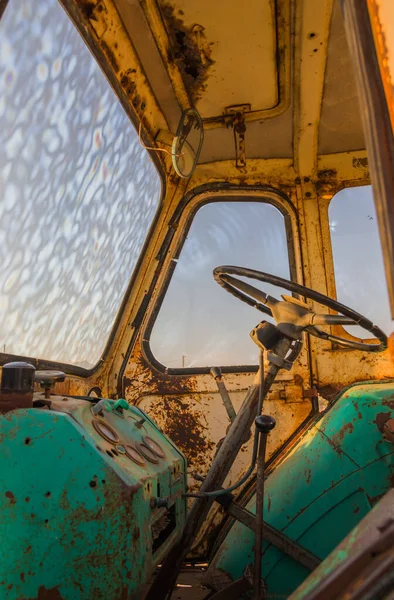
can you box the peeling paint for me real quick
[159,2,214,101]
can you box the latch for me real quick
[224,104,250,170]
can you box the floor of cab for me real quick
[142,565,210,599]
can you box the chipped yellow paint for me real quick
[293,0,334,177]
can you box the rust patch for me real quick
[305,469,311,484]
[374,412,391,433]
[383,418,394,443]
[331,421,354,445]
[317,169,337,179]
[352,156,369,171]
[382,397,394,409]
[159,3,214,101]
[145,395,214,467]
[317,384,342,403]
[125,343,198,398]
[100,40,119,73]
[36,586,64,599]
[120,69,137,97]
[80,1,96,20]
[5,491,16,504]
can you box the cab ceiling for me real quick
[107,0,364,164]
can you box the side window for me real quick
[150,201,291,368]
[0,0,161,368]
[329,186,393,338]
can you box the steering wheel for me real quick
[213,266,387,353]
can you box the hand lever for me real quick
[254,414,276,599]
[210,367,237,423]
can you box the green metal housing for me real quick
[0,398,187,599]
[206,382,394,598]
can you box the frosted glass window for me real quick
[0,0,161,368]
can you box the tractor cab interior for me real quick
[0,0,393,599]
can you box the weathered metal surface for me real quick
[60,0,167,138]
[216,496,321,571]
[156,1,215,103]
[289,488,394,599]
[383,417,394,442]
[206,382,394,598]
[293,0,334,177]
[139,0,291,127]
[342,0,394,319]
[0,397,186,599]
[367,0,394,133]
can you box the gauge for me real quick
[125,444,146,466]
[137,442,159,464]
[142,436,165,459]
[92,419,120,444]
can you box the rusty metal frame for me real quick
[139,0,292,129]
[367,0,394,133]
[137,184,302,376]
[341,0,394,318]
[0,0,9,20]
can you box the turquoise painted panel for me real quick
[0,400,187,599]
[208,382,394,598]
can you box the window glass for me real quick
[329,186,393,338]
[0,0,161,368]
[150,202,290,368]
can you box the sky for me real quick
[0,0,392,370]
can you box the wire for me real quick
[138,122,183,158]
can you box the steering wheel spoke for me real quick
[311,314,359,327]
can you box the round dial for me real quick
[92,419,119,444]
[137,442,159,464]
[143,436,165,459]
[125,444,146,466]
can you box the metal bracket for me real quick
[223,104,250,170]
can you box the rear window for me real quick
[329,185,393,338]
[0,0,161,368]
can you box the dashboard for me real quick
[0,391,187,600]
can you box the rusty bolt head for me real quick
[383,418,394,443]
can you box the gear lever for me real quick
[254,414,276,599]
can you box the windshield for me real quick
[0,0,161,369]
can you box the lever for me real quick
[35,370,66,399]
[254,414,276,599]
[210,367,237,423]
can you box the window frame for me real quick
[0,0,165,377]
[320,179,382,348]
[140,184,301,376]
